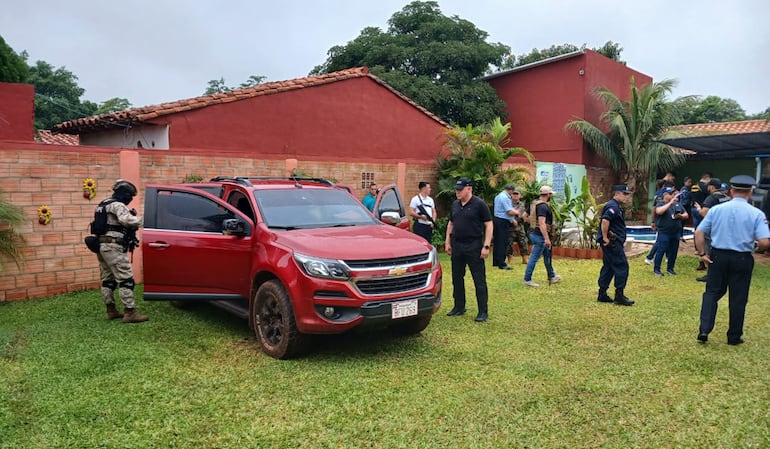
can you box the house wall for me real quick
[148,77,446,163]
[0,142,438,302]
[0,82,34,141]
[80,124,170,149]
[487,51,652,167]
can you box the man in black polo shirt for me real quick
[445,178,493,322]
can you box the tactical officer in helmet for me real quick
[95,180,148,323]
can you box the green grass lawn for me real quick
[2,254,769,449]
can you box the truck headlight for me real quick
[294,253,350,280]
[429,246,438,268]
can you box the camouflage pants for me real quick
[97,243,136,308]
[508,223,529,256]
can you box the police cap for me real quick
[708,178,722,187]
[729,175,756,190]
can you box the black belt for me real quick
[712,248,751,254]
[98,236,125,245]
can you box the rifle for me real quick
[416,204,436,226]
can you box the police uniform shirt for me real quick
[531,202,553,236]
[449,195,492,248]
[598,198,626,243]
[656,202,685,233]
[702,191,729,209]
[698,197,770,252]
[493,191,514,222]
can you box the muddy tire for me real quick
[253,280,308,359]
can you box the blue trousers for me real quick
[598,240,628,290]
[653,231,680,272]
[699,249,754,341]
[524,232,554,282]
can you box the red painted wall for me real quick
[487,50,652,167]
[0,82,34,141]
[150,77,447,163]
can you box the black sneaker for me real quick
[697,333,708,343]
[597,293,613,303]
[696,275,708,282]
[667,270,677,276]
[613,296,635,306]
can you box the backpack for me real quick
[90,198,117,236]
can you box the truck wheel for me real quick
[253,280,308,359]
[390,315,432,336]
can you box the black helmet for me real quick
[112,179,137,196]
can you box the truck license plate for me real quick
[391,299,418,319]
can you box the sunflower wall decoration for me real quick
[37,205,52,225]
[83,178,97,200]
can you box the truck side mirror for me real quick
[380,211,401,226]
[222,218,247,236]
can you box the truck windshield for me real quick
[254,189,379,229]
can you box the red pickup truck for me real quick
[142,176,442,358]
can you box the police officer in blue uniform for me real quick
[597,185,634,306]
[695,175,770,345]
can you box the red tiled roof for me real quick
[53,67,449,134]
[671,119,770,137]
[36,130,79,145]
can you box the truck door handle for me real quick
[148,242,170,248]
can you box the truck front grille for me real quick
[355,273,430,295]
[343,253,430,269]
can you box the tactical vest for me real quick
[90,199,125,235]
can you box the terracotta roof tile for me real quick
[671,119,770,136]
[35,130,79,145]
[53,67,449,134]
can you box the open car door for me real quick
[372,184,410,230]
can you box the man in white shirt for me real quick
[409,181,436,243]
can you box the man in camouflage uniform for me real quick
[507,188,529,265]
[96,180,148,323]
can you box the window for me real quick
[156,191,234,232]
[361,171,375,190]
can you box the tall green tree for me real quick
[204,75,266,95]
[95,97,132,115]
[0,36,28,83]
[564,78,685,195]
[671,95,747,124]
[27,60,97,130]
[748,107,770,120]
[514,41,624,67]
[436,118,533,207]
[311,1,510,126]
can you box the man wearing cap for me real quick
[694,178,731,282]
[652,187,688,276]
[596,185,634,306]
[445,178,494,322]
[492,184,517,270]
[523,185,561,287]
[690,172,713,271]
[508,188,529,266]
[695,175,770,345]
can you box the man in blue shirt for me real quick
[695,175,770,345]
[362,183,377,211]
[492,184,517,270]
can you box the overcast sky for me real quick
[2,0,769,115]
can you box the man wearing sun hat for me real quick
[596,185,634,306]
[695,175,770,345]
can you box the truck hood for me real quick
[272,225,433,260]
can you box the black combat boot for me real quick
[613,288,634,306]
[597,289,613,303]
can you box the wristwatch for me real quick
[483,245,490,249]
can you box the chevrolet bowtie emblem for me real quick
[388,266,408,276]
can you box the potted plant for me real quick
[0,191,26,271]
[569,177,605,258]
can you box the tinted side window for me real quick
[378,189,403,215]
[156,191,233,232]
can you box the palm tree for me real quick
[564,78,685,195]
[436,118,534,206]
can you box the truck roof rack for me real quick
[209,176,335,187]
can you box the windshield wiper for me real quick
[268,225,299,230]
